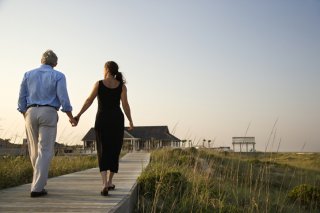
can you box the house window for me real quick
[86,141,96,151]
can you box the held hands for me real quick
[69,114,80,127]
[74,115,80,123]
[69,117,78,127]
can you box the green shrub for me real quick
[249,159,261,164]
[221,205,242,213]
[138,172,159,199]
[138,170,187,200]
[176,155,196,166]
[188,147,198,155]
[159,171,187,198]
[137,169,189,212]
[287,184,320,208]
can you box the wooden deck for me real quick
[0,152,150,212]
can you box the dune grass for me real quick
[0,155,98,189]
[136,148,320,212]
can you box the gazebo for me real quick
[232,137,256,152]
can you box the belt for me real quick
[27,104,57,110]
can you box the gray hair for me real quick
[41,50,58,67]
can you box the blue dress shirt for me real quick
[17,64,73,113]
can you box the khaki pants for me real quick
[25,106,58,192]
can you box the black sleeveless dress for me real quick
[94,80,124,173]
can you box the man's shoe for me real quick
[30,189,47,197]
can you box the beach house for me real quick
[82,126,181,152]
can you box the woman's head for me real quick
[105,61,118,75]
[41,50,58,67]
[104,61,126,84]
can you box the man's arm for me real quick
[56,74,73,112]
[17,73,28,115]
[56,73,76,126]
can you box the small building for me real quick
[232,137,256,152]
[82,126,181,152]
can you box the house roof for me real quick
[82,126,180,142]
[126,126,180,141]
[81,128,96,141]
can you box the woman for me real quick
[75,61,133,196]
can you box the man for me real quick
[17,50,77,197]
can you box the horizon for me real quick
[0,0,319,152]
[2,137,320,154]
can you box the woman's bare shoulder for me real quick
[122,84,127,90]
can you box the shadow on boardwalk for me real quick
[0,152,150,213]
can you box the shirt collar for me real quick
[40,64,54,69]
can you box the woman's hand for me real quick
[128,121,134,130]
[74,115,80,124]
[69,117,78,127]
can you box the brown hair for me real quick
[105,61,126,84]
[41,50,58,67]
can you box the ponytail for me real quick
[115,72,126,84]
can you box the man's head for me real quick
[41,50,58,67]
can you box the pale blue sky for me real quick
[0,0,319,152]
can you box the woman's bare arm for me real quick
[75,81,99,122]
[121,84,134,130]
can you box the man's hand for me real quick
[69,117,78,127]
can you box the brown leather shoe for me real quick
[30,189,47,197]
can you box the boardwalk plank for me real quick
[0,152,150,213]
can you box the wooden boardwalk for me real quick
[0,152,150,213]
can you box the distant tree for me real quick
[0,138,11,148]
[0,138,11,143]
[208,140,211,148]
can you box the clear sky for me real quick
[0,0,319,152]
